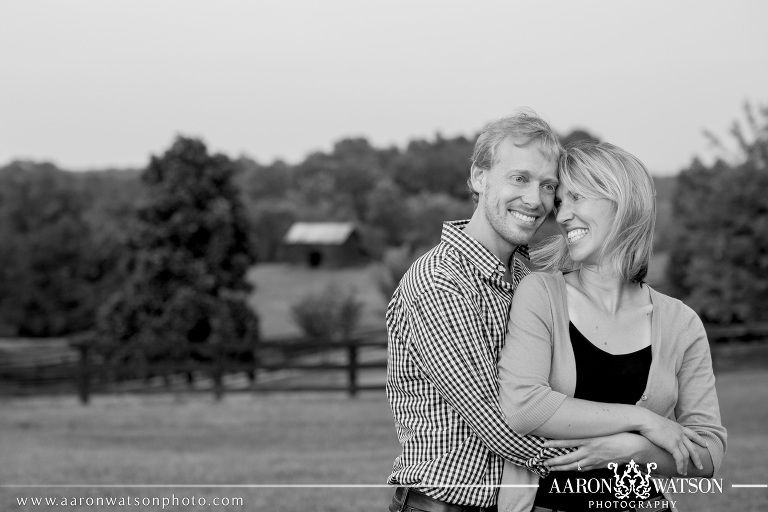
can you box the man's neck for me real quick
[463,210,516,268]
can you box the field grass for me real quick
[247,263,388,339]
[1,392,400,511]
[2,369,767,512]
[247,252,672,340]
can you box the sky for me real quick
[1,0,766,175]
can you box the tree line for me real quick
[0,104,765,356]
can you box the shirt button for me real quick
[641,395,648,401]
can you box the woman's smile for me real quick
[567,228,589,244]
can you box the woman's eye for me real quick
[513,176,525,183]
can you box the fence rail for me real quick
[0,330,389,404]
[2,323,768,404]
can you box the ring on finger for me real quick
[577,461,582,471]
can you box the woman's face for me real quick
[554,183,615,266]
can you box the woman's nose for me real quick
[556,204,572,224]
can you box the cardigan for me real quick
[496,272,727,511]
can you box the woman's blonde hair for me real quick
[532,140,656,283]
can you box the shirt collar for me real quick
[440,220,530,279]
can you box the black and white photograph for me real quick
[1,1,767,511]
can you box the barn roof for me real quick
[283,222,356,245]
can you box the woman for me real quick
[497,141,726,512]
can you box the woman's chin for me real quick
[567,247,597,266]
[567,250,583,263]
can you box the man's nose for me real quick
[521,184,543,209]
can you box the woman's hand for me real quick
[638,413,707,475]
[542,433,646,472]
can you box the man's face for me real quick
[475,138,559,248]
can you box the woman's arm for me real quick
[541,433,712,477]
[536,308,725,478]
[527,392,706,474]
[671,311,727,474]
[635,435,714,477]
[498,275,706,473]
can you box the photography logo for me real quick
[606,459,657,500]
[547,459,725,509]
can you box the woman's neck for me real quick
[573,264,639,315]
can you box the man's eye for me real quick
[543,183,556,193]
[513,176,525,183]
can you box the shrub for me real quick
[291,283,363,342]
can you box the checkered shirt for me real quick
[385,220,566,507]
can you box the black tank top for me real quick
[533,322,652,511]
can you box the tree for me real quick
[404,192,474,250]
[236,157,292,202]
[390,134,475,199]
[560,128,601,147]
[667,102,768,323]
[365,178,410,247]
[97,137,260,375]
[246,199,298,262]
[293,138,386,221]
[0,162,126,337]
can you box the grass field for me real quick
[247,252,672,339]
[2,369,767,512]
[248,263,388,339]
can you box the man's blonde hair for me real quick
[468,108,563,204]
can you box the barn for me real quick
[282,222,368,268]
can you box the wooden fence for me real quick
[0,329,388,404]
[2,323,768,405]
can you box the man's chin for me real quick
[492,217,541,248]
[504,225,541,248]
[504,233,535,248]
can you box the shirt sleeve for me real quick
[675,312,728,474]
[498,274,569,435]
[406,285,565,475]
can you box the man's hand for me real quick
[542,433,649,472]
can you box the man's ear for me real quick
[469,164,486,195]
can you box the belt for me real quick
[531,496,671,512]
[392,487,497,512]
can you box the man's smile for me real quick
[509,210,539,224]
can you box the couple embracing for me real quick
[385,110,726,512]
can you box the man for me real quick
[386,109,566,512]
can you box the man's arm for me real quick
[406,287,567,474]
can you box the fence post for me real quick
[347,340,358,397]
[76,342,91,405]
[213,358,224,402]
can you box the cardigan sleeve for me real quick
[673,309,727,474]
[498,273,568,435]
